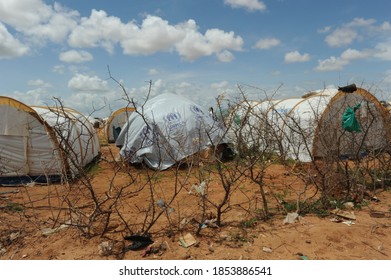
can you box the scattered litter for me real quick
[331,208,356,220]
[201,218,218,228]
[156,199,166,208]
[189,181,207,196]
[10,232,20,241]
[156,199,175,213]
[330,217,343,223]
[262,246,273,253]
[178,233,197,248]
[98,241,112,256]
[283,212,299,224]
[179,218,190,230]
[124,234,154,251]
[342,221,355,226]
[297,252,309,260]
[343,202,354,209]
[41,223,69,236]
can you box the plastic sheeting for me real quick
[105,107,135,143]
[229,87,391,162]
[116,93,228,170]
[0,97,100,184]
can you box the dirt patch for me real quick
[1,144,391,260]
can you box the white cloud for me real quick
[284,50,310,63]
[254,38,280,50]
[324,17,391,48]
[148,68,159,75]
[59,50,93,63]
[325,27,358,48]
[315,56,348,72]
[52,65,66,74]
[315,48,372,72]
[174,22,243,61]
[383,70,391,84]
[69,12,243,61]
[340,48,372,60]
[0,23,29,58]
[224,0,267,12]
[374,40,391,61]
[0,1,79,45]
[210,81,230,90]
[1,2,243,62]
[69,9,129,54]
[68,73,109,93]
[217,50,234,62]
[28,79,52,88]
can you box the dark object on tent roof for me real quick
[338,84,357,93]
[123,234,154,251]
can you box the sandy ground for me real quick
[1,144,391,261]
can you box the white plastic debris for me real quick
[283,212,299,224]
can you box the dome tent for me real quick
[230,86,391,162]
[0,96,100,185]
[105,107,135,143]
[115,93,230,170]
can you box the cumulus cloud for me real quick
[224,0,267,12]
[68,9,127,53]
[68,11,243,61]
[59,50,93,63]
[315,56,348,72]
[323,17,390,48]
[284,50,310,63]
[68,73,109,93]
[254,37,280,50]
[315,48,371,72]
[0,0,79,45]
[175,25,243,61]
[325,27,358,48]
[0,23,29,58]
[1,2,243,62]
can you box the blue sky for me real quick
[1,0,391,117]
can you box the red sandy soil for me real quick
[1,144,391,261]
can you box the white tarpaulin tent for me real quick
[115,93,229,170]
[105,107,135,143]
[0,96,100,185]
[229,87,391,162]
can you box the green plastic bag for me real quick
[342,103,361,132]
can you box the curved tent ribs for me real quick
[0,96,100,185]
[229,87,391,162]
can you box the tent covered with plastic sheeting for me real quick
[229,86,391,162]
[115,93,230,170]
[105,107,135,143]
[0,96,100,185]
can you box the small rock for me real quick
[262,246,272,253]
